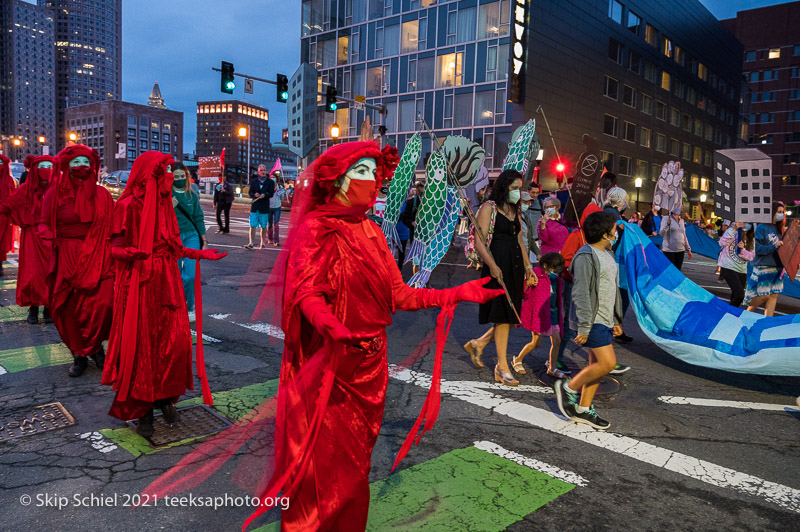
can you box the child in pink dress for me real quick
[513,252,566,378]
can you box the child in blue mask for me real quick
[514,252,566,379]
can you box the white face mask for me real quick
[508,189,521,204]
[521,203,529,212]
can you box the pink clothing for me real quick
[521,266,563,335]
[539,219,568,256]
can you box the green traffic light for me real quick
[330,103,337,111]
[226,81,236,90]
[280,91,288,101]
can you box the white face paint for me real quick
[69,156,90,167]
[38,161,53,169]
[339,158,376,193]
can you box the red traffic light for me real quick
[556,162,565,172]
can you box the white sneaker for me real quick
[188,310,196,322]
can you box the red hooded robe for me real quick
[0,154,16,263]
[0,155,54,306]
[103,151,195,421]
[38,145,114,357]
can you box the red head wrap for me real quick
[23,154,35,169]
[15,155,55,225]
[0,154,14,200]
[49,145,101,223]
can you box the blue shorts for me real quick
[585,323,613,348]
[249,212,269,228]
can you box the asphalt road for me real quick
[1,202,798,532]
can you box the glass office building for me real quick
[301,0,744,212]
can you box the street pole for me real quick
[247,134,251,180]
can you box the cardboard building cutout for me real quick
[713,149,773,223]
[653,161,684,214]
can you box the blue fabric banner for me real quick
[618,222,800,376]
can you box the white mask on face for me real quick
[521,203,529,212]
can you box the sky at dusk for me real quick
[118,0,797,157]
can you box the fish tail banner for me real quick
[619,222,800,376]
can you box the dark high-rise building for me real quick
[196,100,271,182]
[723,2,800,211]
[300,0,743,216]
[39,0,122,151]
[0,0,55,159]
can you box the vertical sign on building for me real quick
[287,63,319,159]
[509,0,530,103]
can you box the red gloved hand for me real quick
[299,295,374,348]
[111,246,150,262]
[415,278,505,308]
[182,248,227,261]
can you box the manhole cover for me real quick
[126,405,232,447]
[0,402,76,442]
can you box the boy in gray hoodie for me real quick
[554,211,623,430]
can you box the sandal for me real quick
[546,360,571,377]
[244,243,254,250]
[546,366,569,380]
[464,339,484,368]
[494,365,519,387]
[511,355,526,374]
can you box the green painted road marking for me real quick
[0,279,16,290]
[0,305,29,322]
[255,445,574,532]
[0,343,73,373]
[100,379,279,457]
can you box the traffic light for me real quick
[276,74,288,103]
[325,85,337,113]
[221,61,235,94]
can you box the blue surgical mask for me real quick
[609,232,618,246]
[521,203,529,212]
[775,213,785,223]
[545,207,557,217]
[508,190,521,204]
[547,271,559,280]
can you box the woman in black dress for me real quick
[470,170,537,386]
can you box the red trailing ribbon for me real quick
[391,304,456,471]
[194,259,213,405]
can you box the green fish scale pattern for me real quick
[384,133,422,224]
[413,152,448,246]
[503,120,537,172]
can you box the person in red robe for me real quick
[102,151,226,438]
[0,154,17,277]
[246,141,503,531]
[0,155,54,323]
[38,145,114,377]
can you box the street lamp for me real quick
[67,132,78,145]
[12,138,21,147]
[37,135,47,155]
[700,193,707,203]
[331,123,340,143]
[238,126,250,180]
[635,177,643,213]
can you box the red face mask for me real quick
[38,168,52,183]
[344,179,377,208]
[70,165,93,181]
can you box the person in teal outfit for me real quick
[171,162,206,321]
